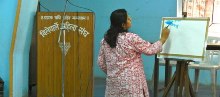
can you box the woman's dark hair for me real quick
[104,9,128,48]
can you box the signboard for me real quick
[37,12,94,97]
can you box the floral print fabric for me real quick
[98,32,162,97]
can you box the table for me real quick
[153,43,220,97]
[207,43,220,50]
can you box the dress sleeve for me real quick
[130,33,163,55]
[97,40,107,74]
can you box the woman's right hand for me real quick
[160,28,170,44]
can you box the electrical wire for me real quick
[56,0,96,96]
[39,2,50,12]
[58,1,69,97]
[67,0,95,13]
[65,0,96,97]
[75,12,83,97]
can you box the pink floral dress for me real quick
[98,32,162,97]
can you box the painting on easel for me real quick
[158,17,210,61]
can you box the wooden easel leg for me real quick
[183,64,190,97]
[165,60,172,87]
[185,74,190,97]
[153,56,159,97]
[178,62,186,97]
[162,60,196,97]
[194,69,200,92]
[174,62,181,97]
[162,72,176,97]
[188,74,195,97]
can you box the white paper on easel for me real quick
[157,17,210,61]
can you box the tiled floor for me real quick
[30,77,220,97]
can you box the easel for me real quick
[153,12,196,97]
[162,12,195,97]
[162,59,195,97]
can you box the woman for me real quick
[98,9,169,97]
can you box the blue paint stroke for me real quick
[165,20,173,26]
[165,20,179,29]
